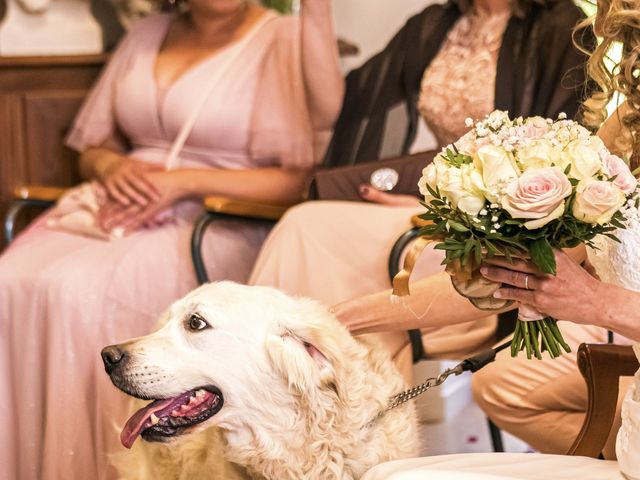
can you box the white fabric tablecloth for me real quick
[362,453,622,480]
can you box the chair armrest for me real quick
[14,185,66,202]
[567,343,638,458]
[203,196,291,222]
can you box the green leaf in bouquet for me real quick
[461,239,475,268]
[604,233,622,243]
[483,239,499,256]
[530,237,556,275]
[448,221,470,233]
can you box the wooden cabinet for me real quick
[0,54,106,245]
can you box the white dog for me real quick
[102,282,418,480]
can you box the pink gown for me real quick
[0,12,323,480]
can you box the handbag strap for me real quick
[164,12,277,170]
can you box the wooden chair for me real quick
[568,343,638,458]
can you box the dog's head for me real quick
[102,282,347,450]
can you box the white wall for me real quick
[333,0,440,71]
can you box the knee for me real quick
[471,362,509,419]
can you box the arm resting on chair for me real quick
[567,343,639,458]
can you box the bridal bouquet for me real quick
[417,110,638,359]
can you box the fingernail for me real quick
[359,185,369,195]
[493,291,502,298]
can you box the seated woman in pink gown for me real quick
[0,1,342,479]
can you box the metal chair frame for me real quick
[191,210,272,285]
[4,198,55,245]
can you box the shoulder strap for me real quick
[164,12,277,170]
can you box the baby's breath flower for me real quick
[465,117,474,128]
[558,112,567,120]
[479,209,488,216]
[491,216,499,222]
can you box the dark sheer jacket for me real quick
[324,0,594,167]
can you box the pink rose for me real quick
[602,153,637,195]
[573,178,626,225]
[502,167,572,230]
[517,116,550,140]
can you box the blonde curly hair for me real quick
[579,0,640,166]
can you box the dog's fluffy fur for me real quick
[109,282,418,479]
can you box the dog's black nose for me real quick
[101,345,126,375]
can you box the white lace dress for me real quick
[588,204,640,294]
[587,205,640,480]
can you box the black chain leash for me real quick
[366,340,512,428]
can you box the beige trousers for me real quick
[472,321,631,459]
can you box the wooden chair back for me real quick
[567,343,638,458]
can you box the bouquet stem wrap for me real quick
[391,233,571,359]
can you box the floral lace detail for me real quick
[418,9,510,147]
[587,202,640,292]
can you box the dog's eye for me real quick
[187,314,209,332]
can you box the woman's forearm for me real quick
[175,167,312,205]
[79,147,124,181]
[300,0,344,130]
[593,282,640,342]
[334,271,510,335]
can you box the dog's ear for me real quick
[265,330,337,395]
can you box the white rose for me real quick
[560,139,602,180]
[419,162,438,200]
[573,179,626,225]
[474,145,520,202]
[502,167,572,230]
[437,163,487,216]
[517,139,561,169]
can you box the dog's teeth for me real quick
[180,405,190,412]
[196,390,206,399]
[171,409,180,416]
[189,396,198,405]
[150,413,159,425]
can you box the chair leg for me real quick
[191,212,216,285]
[488,419,505,452]
[388,227,427,363]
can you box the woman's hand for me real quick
[358,184,420,207]
[100,158,162,207]
[98,170,188,233]
[480,250,603,325]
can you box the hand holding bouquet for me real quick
[413,110,638,359]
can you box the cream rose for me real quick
[602,153,638,195]
[419,163,436,200]
[502,167,572,230]
[517,139,560,169]
[474,145,520,202]
[560,139,602,180]
[573,178,626,225]
[437,163,487,216]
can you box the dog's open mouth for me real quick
[120,386,223,449]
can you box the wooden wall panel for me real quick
[0,55,105,246]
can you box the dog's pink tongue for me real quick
[120,398,174,449]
